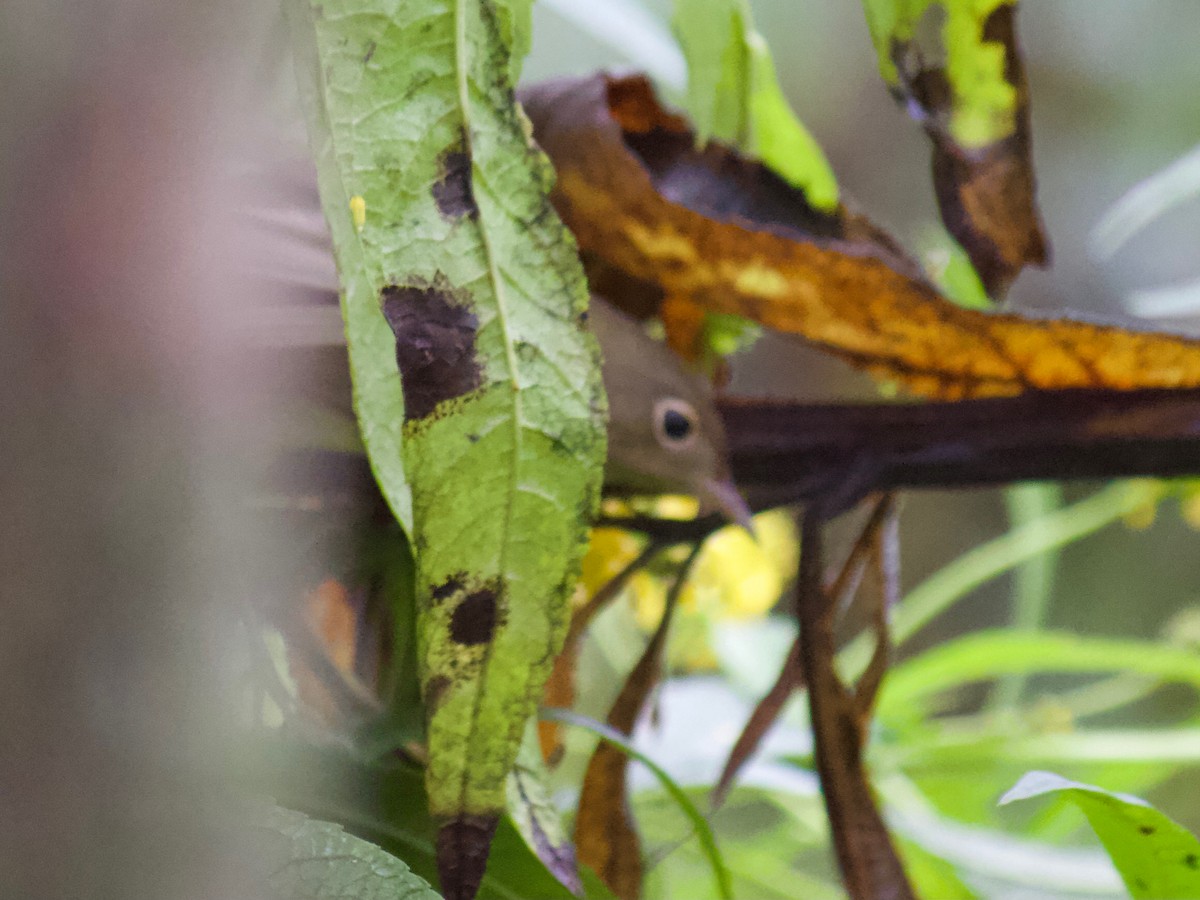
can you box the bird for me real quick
[234,163,751,527]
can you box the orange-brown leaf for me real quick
[522,73,1200,400]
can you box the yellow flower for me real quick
[689,509,800,619]
[578,506,800,670]
[579,527,643,598]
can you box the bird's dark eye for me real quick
[653,398,699,449]
[662,409,692,441]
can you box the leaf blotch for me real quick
[449,587,500,646]
[437,815,498,900]
[433,142,478,220]
[425,675,452,711]
[382,281,482,421]
[432,573,466,603]
[1139,825,1156,836]
[1186,854,1199,870]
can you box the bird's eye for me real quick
[653,398,699,449]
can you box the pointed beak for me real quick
[698,476,755,535]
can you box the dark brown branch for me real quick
[722,388,1200,516]
[798,508,913,900]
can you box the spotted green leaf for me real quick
[287,0,606,893]
[1001,771,1200,899]
[861,0,1017,149]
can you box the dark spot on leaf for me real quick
[1135,878,1148,891]
[467,433,480,443]
[1140,825,1156,835]
[437,815,498,900]
[425,675,451,711]
[433,139,478,220]
[363,40,376,63]
[431,573,466,603]
[1186,854,1199,870]
[382,280,482,421]
[449,587,500,646]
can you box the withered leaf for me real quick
[521,73,1200,400]
[875,2,1048,297]
[573,546,700,900]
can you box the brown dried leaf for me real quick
[574,546,700,900]
[522,73,1200,400]
[890,3,1047,297]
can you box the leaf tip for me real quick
[437,814,499,900]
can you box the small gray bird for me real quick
[236,166,750,526]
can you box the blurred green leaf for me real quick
[880,630,1200,727]
[255,805,443,900]
[635,786,841,900]
[506,726,582,894]
[250,736,583,900]
[543,707,734,900]
[839,480,1163,682]
[896,838,977,899]
[1001,771,1200,899]
[671,0,838,209]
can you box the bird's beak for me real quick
[697,476,755,535]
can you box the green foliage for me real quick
[289,0,606,827]
[544,707,735,900]
[255,805,443,900]
[861,0,1018,147]
[671,0,838,209]
[1001,772,1200,899]
[254,737,590,900]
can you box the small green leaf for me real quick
[671,0,838,209]
[256,805,443,900]
[1000,771,1200,899]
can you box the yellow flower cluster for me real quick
[578,498,800,669]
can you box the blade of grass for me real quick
[542,707,734,900]
[840,480,1162,681]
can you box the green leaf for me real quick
[543,707,735,900]
[671,0,838,210]
[861,0,1017,148]
[1000,771,1200,899]
[505,726,581,894]
[288,0,606,850]
[879,630,1200,727]
[255,804,443,900]
[249,736,582,900]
